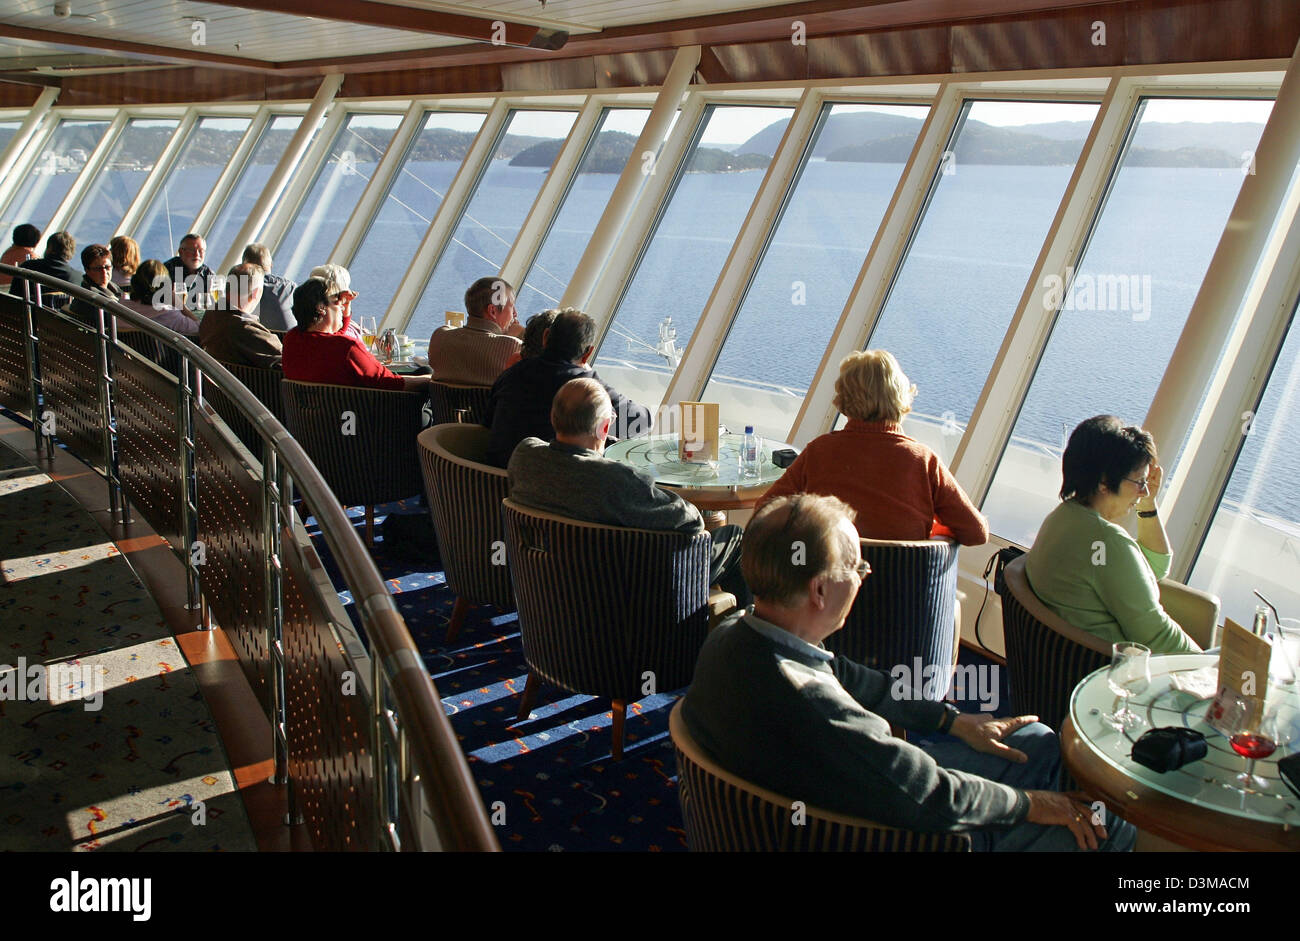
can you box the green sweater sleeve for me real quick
[1094,535,1199,654]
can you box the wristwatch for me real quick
[1137,508,1159,518]
[937,702,960,735]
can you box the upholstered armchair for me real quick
[282,379,424,545]
[502,498,717,760]
[669,703,971,852]
[825,537,961,699]
[416,423,514,643]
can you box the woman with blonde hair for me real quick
[110,235,139,289]
[755,350,988,545]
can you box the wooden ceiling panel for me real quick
[808,26,952,79]
[952,3,1124,71]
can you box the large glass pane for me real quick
[277,113,403,284]
[133,117,250,262]
[0,120,110,237]
[402,109,578,341]
[984,98,1272,547]
[596,105,793,411]
[0,122,20,157]
[701,103,930,440]
[1189,307,1300,628]
[62,119,179,247]
[344,111,486,324]
[514,109,651,315]
[204,114,305,265]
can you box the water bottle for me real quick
[741,425,762,478]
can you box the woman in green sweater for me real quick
[1024,415,1201,655]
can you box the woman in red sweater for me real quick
[756,350,988,545]
[282,277,429,393]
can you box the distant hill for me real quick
[734,110,1264,167]
[510,130,771,173]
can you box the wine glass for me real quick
[1104,642,1151,734]
[1226,696,1292,791]
[361,317,378,350]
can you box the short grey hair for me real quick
[242,242,272,271]
[551,378,612,438]
[226,262,265,309]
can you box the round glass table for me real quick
[604,433,795,521]
[1062,653,1300,850]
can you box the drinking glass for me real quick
[1225,696,1292,791]
[362,317,378,350]
[1104,642,1151,734]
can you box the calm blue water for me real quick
[60,160,1299,522]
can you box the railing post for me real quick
[20,282,45,460]
[177,356,202,623]
[372,654,393,850]
[93,305,125,524]
[106,315,134,525]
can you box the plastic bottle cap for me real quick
[745,425,754,434]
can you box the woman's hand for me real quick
[1137,462,1163,512]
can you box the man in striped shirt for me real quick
[428,276,524,385]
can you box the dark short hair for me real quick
[464,276,513,319]
[45,231,75,262]
[1060,415,1158,501]
[291,277,330,330]
[522,309,558,359]
[131,259,168,305]
[544,308,595,363]
[80,243,111,270]
[180,233,204,247]
[12,224,39,249]
[742,494,858,607]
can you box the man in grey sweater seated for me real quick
[507,378,747,602]
[682,493,1135,852]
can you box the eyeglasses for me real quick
[1124,477,1151,494]
[90,264,112,271]
[841,559,870,581]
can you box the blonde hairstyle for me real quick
[110,235,139,276]
[833,349,916,423]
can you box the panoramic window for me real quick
[0,121,20,156]
[0,120,111,238]
[849,100,1097,460]
[595,105,794,411]
[62,119,180,248]
[983,97,1273,547]
[701,102,930,441]
[513,109,652,316]
[133,117,251,261]
[204,114,306,266]
[402,108,578,342]
[344,110,487,324]
[1189,306,1300,629]
[276,113,403,284]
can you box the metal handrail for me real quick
[1,264,498,852]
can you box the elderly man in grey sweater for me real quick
[507,378,746,601]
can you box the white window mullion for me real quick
[260,103,349,257]
[948,76,1141,505]
[117,109,197,238]
[788,82,967,450]
[660,87,823,422]
[498,97,604,288]
[381,99,510,332]
[190,107,269,245]
[0,88,60,217]
[43,111,128,242]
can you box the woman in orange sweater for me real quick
[756,350,988,545]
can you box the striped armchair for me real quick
[669,703,970,852]
[282,379,425,545]
[825,538,961,699]
[427,379,491,426]
[416,424,514,643]
[502,498,713,760]
[999,554,1111,732]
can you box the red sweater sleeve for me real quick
[929,457,989,546]
[346,342,406,391]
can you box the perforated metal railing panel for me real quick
[0,296,32,414]
[191,402,273,711]
[33,310,104,468]
[281,518,377,851]
[114,349,184,546]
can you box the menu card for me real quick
[1206,618,1273,734]
[678,402,719,463]
[445,310,466,328]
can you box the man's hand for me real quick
[950,713,1038,763]
[1024,790,1108,850]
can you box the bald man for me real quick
[507,378,747,600]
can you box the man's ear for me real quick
[580,345,595,365]
[808,575,828,611]
[598,415,613,440]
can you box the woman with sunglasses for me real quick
[1024,415,1200,654]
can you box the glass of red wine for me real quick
[1226,698,1289,791]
